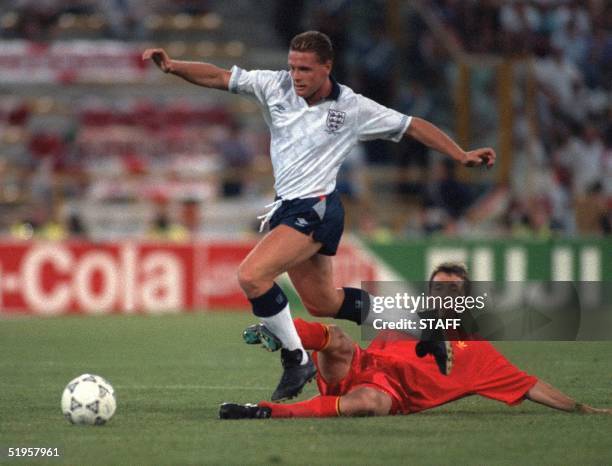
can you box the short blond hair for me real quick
[290,31,334,64]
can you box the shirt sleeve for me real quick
[356,95,412,142]
[228,65,280,106]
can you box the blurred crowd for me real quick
[1,0,212,41]
[0,0,610,240]
[430,0,611,237]
[0,95,269,240]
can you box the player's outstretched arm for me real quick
[142,48,231,90]
[526,380,612,414]
[405,117,496,168]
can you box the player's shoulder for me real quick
[337,83,358,102]
[338,86,383,109]
[234,66,288,83]
[335,84,366,112]
[258,68,289,80]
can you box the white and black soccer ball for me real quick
[61,374,116,425]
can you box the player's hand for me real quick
[461,148,496,169]
[142,48,173,73]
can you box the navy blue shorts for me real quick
[269,190,345,256]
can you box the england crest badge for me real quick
[326,109,346,133]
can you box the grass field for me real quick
[1,312,611,465]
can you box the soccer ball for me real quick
[61,374,116,425]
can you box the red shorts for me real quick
[313,334,537,415]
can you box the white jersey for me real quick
[229,66,411,200]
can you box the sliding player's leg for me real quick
[255,386,392,418]
[245,318,356,381]
[289,254,454,377]
[221,322,393,419]
[238,225,322,401]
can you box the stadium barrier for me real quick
[0,238,608,315]
[0,239,376,315]
[367,238,612,281]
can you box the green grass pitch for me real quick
[1,312,611,465]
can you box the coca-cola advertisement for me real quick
[0,240,377,315]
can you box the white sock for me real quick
[261,304,308,365]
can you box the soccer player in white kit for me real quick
[143,31,496,401]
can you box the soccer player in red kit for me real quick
[220,263,611,419]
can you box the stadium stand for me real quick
[0,0,609,240]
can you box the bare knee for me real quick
[316,325,354,384]
[324,325,354,356]
[237,262,272,298]
[236,263,256,295]
[339,387,392,417]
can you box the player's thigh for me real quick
[317,325,354,383]
[287,253,343,316]
[239,225,322,283]
[339,386,393,416]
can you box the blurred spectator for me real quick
[575,182,611,236]
[551,16,590,67]
[11,0,60,41]
[425,159,472,220]
[99,0,149,40]
[67,210,87,237]
[351,21,398,106]
[216,124,254,198]
[148,197,189,242]
[500,1,540,39]
[549,0,591,37]
[420,158,474,235]
[534,43,583,123]
[556,123,605,197]
[29,131,66,161]
[10,204,67,241]
[7,102,31,126]
[180,198,200,235]
[350,20,399,164]
[397,80,434,122]
[337,143,368,231]
[336,143,367,200]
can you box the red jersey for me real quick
[314,332,537,415]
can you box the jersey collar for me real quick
[328,75,341,101]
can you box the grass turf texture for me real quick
[1,312,611,466]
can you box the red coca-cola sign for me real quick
[0,240,377,315]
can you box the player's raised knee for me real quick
[237,263,263,296]
[325,325,354,354]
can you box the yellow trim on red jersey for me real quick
[320,324,331,351]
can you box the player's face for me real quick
[288,50,331,100]
[430,272,465,299]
